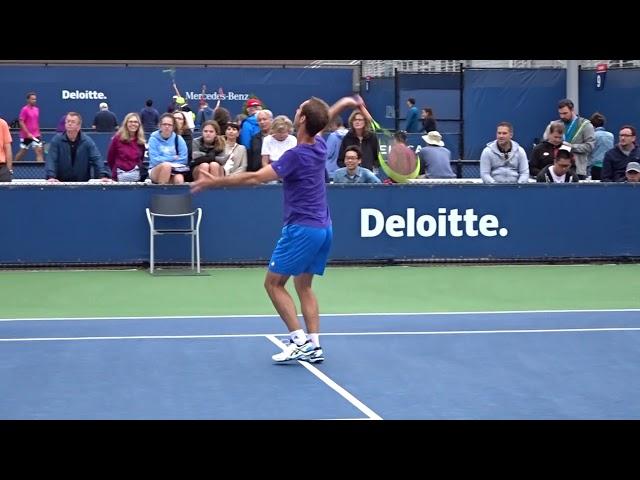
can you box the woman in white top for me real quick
[261,115,297,168]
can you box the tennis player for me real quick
[191,95,363,363]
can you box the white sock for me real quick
[290,329,307,346]
[308,333,320,348]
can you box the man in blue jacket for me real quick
[239,98,263,149]
[46,112,111,182]
[405,97,419,133]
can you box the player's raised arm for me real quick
[327,95,363,125]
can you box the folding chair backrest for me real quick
[150,194,193,215]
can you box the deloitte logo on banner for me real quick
[361,208,509,238]
[61,90,108,100]
[184,91,250,101]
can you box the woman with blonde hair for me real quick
[172,110,194,164]
[106,112,147,181]
[261,115,297,167]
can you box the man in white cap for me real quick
[625,161,640,183]
[92,102,118,132]
[418,130,455,179]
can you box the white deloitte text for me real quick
[361,208,509,238]
[61,90,107,100]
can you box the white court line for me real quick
[265,335,382,421]
[1,308,639,322]
[316,417,371,420]
[3,326,640,343]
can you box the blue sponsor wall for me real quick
[361,77,395,130]
[398,73,461,160]
[0,183,637,265]
[362,74,462,159]
[8,65,640,171]
[0,66,354,129]
[397,72,461,122]
[462,69,566,160]
[580,67,640,136]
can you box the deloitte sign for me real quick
[61,90,108,100]
[361,208,509,238]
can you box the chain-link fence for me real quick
[360,60,640,77]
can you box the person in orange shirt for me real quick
[0,117,13,182]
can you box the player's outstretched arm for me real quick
[190,164,279,194]
[327,95,364,123]
[358,103,374,124]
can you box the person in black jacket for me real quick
[337,110,380,171]
[421,107,437,133]
[46,112,111,183]
[602,125,640,182]
[530,121,565,177]
[536,145,579,183]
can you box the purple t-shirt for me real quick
[271,136,331,228]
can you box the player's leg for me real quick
[14,139,29,162]
[294,273,324,363]
[295,226,332,363]
[294,273,318,334]
[267,225,317,362]
[34,142,44,163]
[266,271,315,362]
[264,270,301,333]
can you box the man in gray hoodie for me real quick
[480,121,530,183]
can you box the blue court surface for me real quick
[1,309,639,419]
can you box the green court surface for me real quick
[2,263,639,318]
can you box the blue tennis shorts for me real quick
[268,224,333,276]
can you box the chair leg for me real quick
[196,230,201,274]
[191,234,195,271]
[150,219,154,274]
[191,217,195,271]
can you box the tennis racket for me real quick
[214,87,224,110]
[369,117,420,183]
[163,67,183,100]
[199,84,207,108]
[388,143,418,176]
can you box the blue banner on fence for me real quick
[0,66,354,130]
[0,183,637,265]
